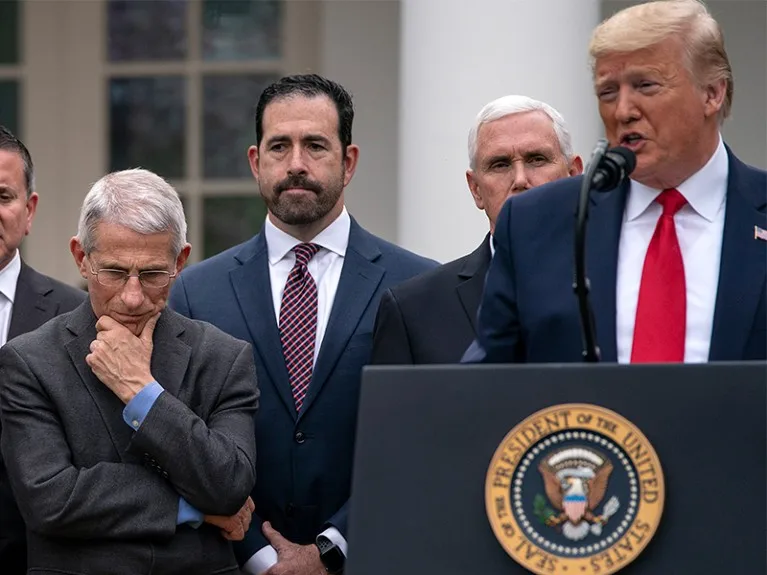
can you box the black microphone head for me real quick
[590,145,637,192]
[609,146,636,176]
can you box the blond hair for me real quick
[589,0,733,121]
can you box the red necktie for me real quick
[279,243,320,410]
[631,188,687,363]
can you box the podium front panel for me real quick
[346,363,766,575]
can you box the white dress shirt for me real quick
[244,208,351,574]
[0,250,22,347]
[616,136,728,363]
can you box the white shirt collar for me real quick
[0,250,22,303]
[626,135,728,223]
[264,207,351,265]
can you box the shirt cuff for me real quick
[122,381,164,430]
[319,526,348,558]
[242,545,279,574]
[177,497,203,528]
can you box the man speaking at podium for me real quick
[463,0,766,365]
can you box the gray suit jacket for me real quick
[0,302,259,574]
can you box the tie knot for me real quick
[292,243,320,267]
[657,188,687,216]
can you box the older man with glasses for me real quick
[0,168,260,574]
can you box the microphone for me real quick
[591,146,636,191]
[572,140,635,362]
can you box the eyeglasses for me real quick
[90,266,176,289]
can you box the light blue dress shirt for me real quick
[123,381,203,527]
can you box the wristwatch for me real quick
[316,535,345,574]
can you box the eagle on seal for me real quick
[538,447,619,541]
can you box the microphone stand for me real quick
[573,139,608,363]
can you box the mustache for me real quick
[274,175,323,195]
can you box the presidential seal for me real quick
[485,404,664,575]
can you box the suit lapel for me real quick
[708,154,767,360]
[64,304,136,458]
[455,235,492,334]
[8,262,55,340]
[585,180,629,362]
[230,234,296,417]
[147,310,191,398]
[299,220,384,418]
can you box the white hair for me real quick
[468,95,575,169]
[76,168,187,256]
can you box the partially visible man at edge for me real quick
[371,95,582,365]
[0,125,86,574]
[0,168,259,573]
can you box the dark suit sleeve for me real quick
[235,521,271,566]
[130,343,258,516]
[370,289,415,364]
[326,501,349,537]
[462,199,524,363]
[0,345,179,540]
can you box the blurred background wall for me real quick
[0,0,763,286]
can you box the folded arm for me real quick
[0,345,180,540]
[128,343,259,515]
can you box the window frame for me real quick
[20,0,319,284]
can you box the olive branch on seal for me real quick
[533,494,556,524]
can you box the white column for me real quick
[320,0,400,243]
[399,0,602,263]
[24,0,104,286]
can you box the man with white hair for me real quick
[0,168,259,573]
[371,95,582,364]
[463,0,766,364]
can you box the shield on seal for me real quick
[563,493,587,523]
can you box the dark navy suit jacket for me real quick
[371,235,491,364]
[168,217,436,563]
[463,148,766,363]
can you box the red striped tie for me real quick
[631,188,687,363]
[279,243,320,410]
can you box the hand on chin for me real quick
[109,311,152,336]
